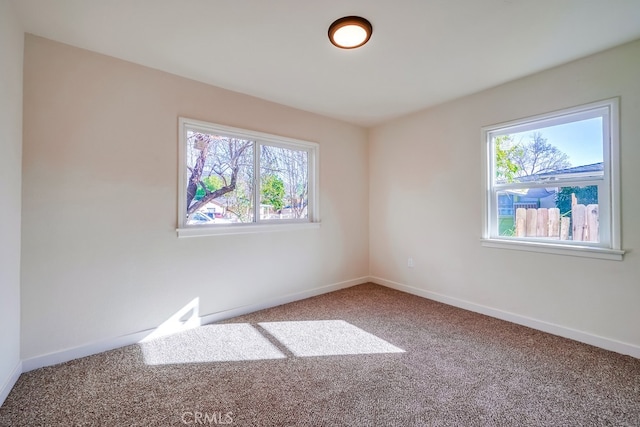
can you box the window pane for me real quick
[260,145,309,220]
[496,185,599,242]
[493,117,603,184]
[185,130,254,224]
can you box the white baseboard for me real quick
[22,276,369,372]
[370,276,640,359]
[0,361,22,407]
[21,329,152,373]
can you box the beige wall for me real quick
[369,39,640,350]
[21,35,369,359]
[17,32,640,364]
[0,0,23,401]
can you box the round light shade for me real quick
[328,16,372,49]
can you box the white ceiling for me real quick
[10,0,640,127]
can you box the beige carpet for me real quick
[1,283,639,426]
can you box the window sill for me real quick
[177,221,321,238]
[481,238,624,261]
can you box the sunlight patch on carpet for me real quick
[139,323,286,365]
[259,320,405,357]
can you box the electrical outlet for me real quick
[408,257,414,268]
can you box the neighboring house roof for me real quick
[505,162,604,198]
[533,162,604,180]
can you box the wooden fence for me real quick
[514,195,599,242]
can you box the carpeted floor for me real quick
[1,283,639,426]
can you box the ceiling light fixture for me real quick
[328,16,372,49]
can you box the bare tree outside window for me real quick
[185,131,254,222]
[496,132,572,182]
[182,125,315,226]
[261,146,308,219]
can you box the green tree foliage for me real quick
[556,186,598,216]
[195,176,224,200]
[261,174,285,211]
[494,135,520,183]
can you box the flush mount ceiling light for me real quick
[328,16,372,49]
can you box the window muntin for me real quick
[178,118,318,235]
[482,99,622,259]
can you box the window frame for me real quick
[177,117,320,238]
[481,98,624,260]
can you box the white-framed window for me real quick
[177,118,319,237]
[481,98,624,260]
